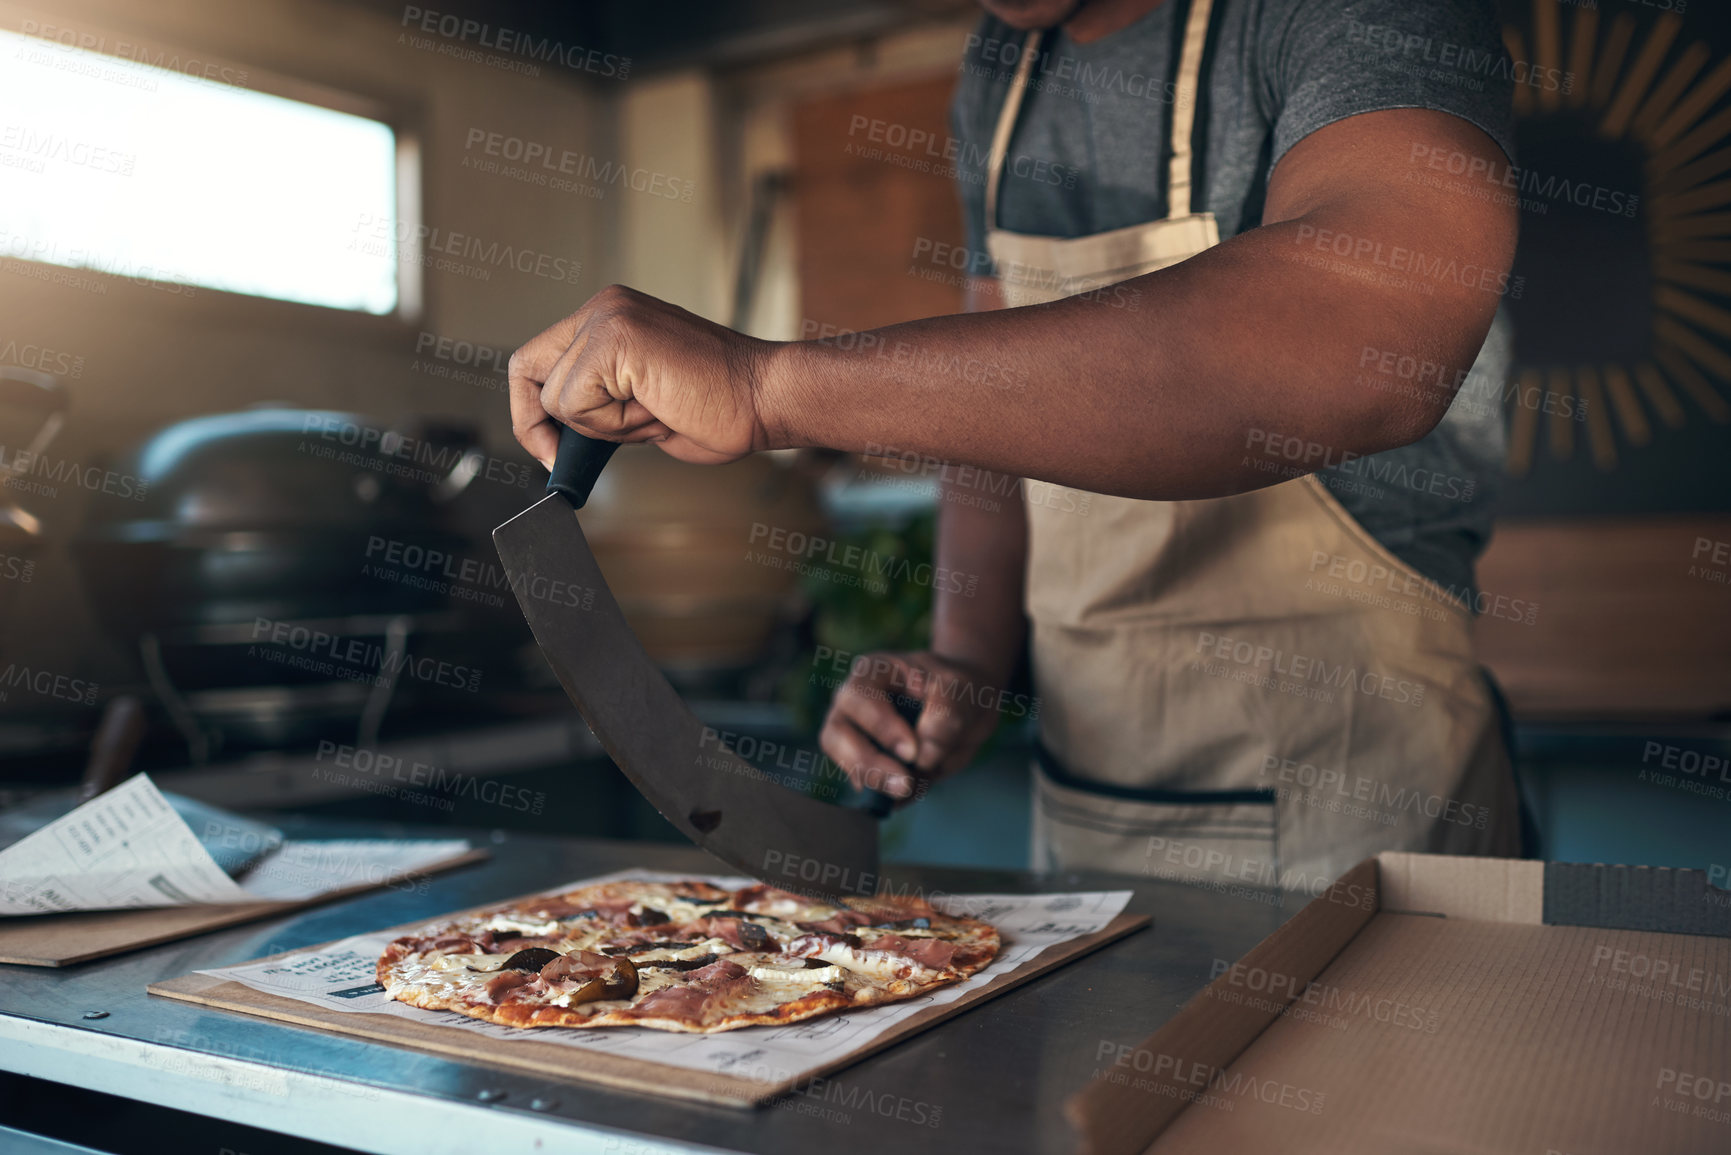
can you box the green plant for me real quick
[781,512,936,732]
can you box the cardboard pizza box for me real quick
[1068,852,1731,1155]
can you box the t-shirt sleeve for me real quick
[955,22,1010,271]
[952,88,990,266]
[1261,0,1521,178]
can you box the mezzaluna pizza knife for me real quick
[494,425,884,902]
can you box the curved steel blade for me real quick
[494,493,880,901]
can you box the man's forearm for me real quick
[931,471,1027,689]
[929,275,1028,690]
[755,113,1515,501]
[761,210,1491,500]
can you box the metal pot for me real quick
[71,407,486,757]
[74,407,479,630]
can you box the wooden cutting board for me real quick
[0,848,488,967]
[148,899,1150,1107]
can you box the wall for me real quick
[616,72,728,320]
[624,18,978,339]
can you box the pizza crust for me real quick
[377,880,1001,1034]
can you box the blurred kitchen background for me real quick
[0,0,1727,873]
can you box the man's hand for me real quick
[819,651,1003,801]
[509,284,778,469]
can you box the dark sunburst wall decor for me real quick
[1499,0,1731,515]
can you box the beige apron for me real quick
[985,3,1520,892]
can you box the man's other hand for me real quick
[819,651,1003,802]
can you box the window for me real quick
[0,29,404,314]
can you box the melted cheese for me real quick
[481,916,562,937]
[751,895,841,923]
[648,898,727,924]
[749,962,844,986]
[424,952,500,974]
[385,952,503,1002]
[804,942,942,982]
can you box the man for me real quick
[510,0,1524,889]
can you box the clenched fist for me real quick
[509,285,783,468]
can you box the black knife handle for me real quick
[843,779,897,819]
[547,424,620,509]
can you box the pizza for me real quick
[376,879,1000,1033]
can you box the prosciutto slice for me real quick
[483,971,534,1002]
[675,915,752,949]
[787,932,862,956]
[527,897,635,920]
[538,950,613,983]
[687,959,749,984]
[871,934,958,971]
[622,958,753,1021]
[431,933,484,953]
[625,984,709,1019]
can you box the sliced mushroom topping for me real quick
[500,947,564,972]
[637,954,720,972]
[602,938,707,956]
[533,955,643,1004]
[737,921,773,951]
[602,956,639,999]
[549,954,639,1007]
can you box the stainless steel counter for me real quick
[0,824,1296,1154]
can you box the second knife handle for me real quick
[547,424,620,509]
[845,779,897,819]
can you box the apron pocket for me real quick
[1031,748,1278,885]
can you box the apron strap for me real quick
[984,0,1216,229]
[1167,0,1215,220]
[985,30,1042,231]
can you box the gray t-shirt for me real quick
[951,0,1518,601]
